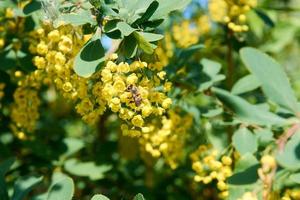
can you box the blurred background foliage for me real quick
[1,0,300,200]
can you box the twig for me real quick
[276,123,300,152]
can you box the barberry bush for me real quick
[1,0,300,199]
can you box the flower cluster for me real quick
[29,24,89,98]
[10,86,41,138]
[190,145,233,199]
[95,55,173,130]
[209,0,257,32]
[172,16,211,48]
[137,110,193,169]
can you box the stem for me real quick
[277,123,300,152]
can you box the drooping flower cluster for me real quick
[190,145,233,199]
[137,110,193,169]
[209,0,257,32]
[9,24,89,135]
[29,24,89,99]
[10,86,41,137]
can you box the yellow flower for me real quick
[157,71,166,80]
[131,115,144,127]
[126,73,138,84]
[113,80,126,92]
[47,30,60,42]
[33,56,46,69]
[36,41,48,55]
[162,98,172,109]
[62,82,73,92]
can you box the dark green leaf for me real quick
[228,164,260,185]
[23,0,41,15]
[74,32,105,77]
[120,34,138,58]
[0,158,15,200]
[254,9,275,27]
[133,1,159,25]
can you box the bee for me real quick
[126,84,142,107]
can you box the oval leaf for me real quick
[240,47,299,114]
[232,127,258,155]
[213,88,287,126]
[231,74,261,95]
[47,177,74,200]
[74,33,105,77]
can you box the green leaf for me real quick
[104,19,120,33]
[228,164,260,185]
[120,34,138,58]
[117,21,136,37]
[134,193,145,200]
[0,157,15,175]
[240,47,299,114]
[139,32,164,42]
[60,138,84,159]
[47,177,74,200]
[0,158,15,200]
[290,173,300,184]
[150,0,191,20]
[74,32,105,77]
[57,9,96,26]
[91,194,110,200]
[231,74,261,95]
[12,176,43,200]
[23,0,41,15]
[276,131,300,170]
[133,31,154,54]
[254,9,275,27]
[133,1,159,25]
[64,159,112,180]
[198,59,225,91]
[254,129,274,147]
[212,88,286,126]
[232,127,258,155]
